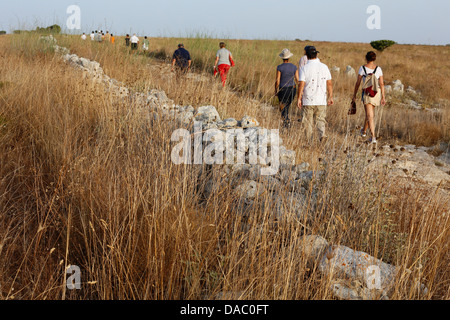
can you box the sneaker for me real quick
[360,129,367,138]
[367,138,377,144]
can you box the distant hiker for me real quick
[130,34,139,50]
[90,31,95,41]
[105,31,111,42]
[101,32,105,41]
[298,46,310,69]
[351,51,386,144]
[214,42,234,87]
[94,30,101,42]
[142,36,149,51]
[171,43,191,75]
[297,46,333,143]
[125,34,130,47]
[298,45,320,70]
[275,49,299,128]
[81,33,87,40]
[110,34,115,44]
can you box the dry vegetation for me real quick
[0,33,448,300]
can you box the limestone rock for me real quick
[234,180,265,200]
[344,66,356,77]
[194,105,221,124]
[319,245,399,293]
[240,115,259,128]
[217,118,238,128]
[392,80,404,94]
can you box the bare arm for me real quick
[327,79,333,106]
[297,81,305,108]
[275,70,281,95]
[214,56,219,68]
[379,75,386,105]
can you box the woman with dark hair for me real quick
[351,51,386,144]
[275,48,299,128]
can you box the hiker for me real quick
[171,43,191,75]
[142,36,149,52]
[275,49,299,128]
[125,34,130,47]
[351,51,386,144]
[94,30,101,42]
[90,31,95,41]
[110,34,115,44]
[130,34,139,50]
[298,45,320,70]
[214,42,234,87]
[81,32,87,40]
[298,46,310,69]
[105,31,111,42]
[297,46,333,143]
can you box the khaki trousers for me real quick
[301,105,327,140]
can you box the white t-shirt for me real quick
[130,35,139,43]
[81,34,87,40]
[358,65,383,81]
[90,33,95,40]
[299,59,332,106]
[299,55,320,69]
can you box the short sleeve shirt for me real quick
[173,48,191,68]
[299,59,332,106]
[277,63,297,88]
[216,48,231,66]
[358,65,383,81]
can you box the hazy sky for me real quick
[1,0,449,45]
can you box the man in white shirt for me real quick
[130,34,139,50]
[81,33,87,40]
[90,31,95,41]
[297,46,333,142]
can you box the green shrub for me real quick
[0,31,6,35]
[370,40,396,52]
[36,24,61,34]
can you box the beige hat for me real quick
[279,48,293,59]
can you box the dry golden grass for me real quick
[0,33,448,300]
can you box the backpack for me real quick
[362,66,379,98]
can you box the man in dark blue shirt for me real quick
[171,43,191,75]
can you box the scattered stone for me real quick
[392,80,404,94]
[319,245,399,293]
[194,105,222,124]
[217,118,238,128]
[234,180,265,200]
[344,66,356,77]
[240,115,259,128]
[331,66,340,74]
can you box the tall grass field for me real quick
[0,32,448,300]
